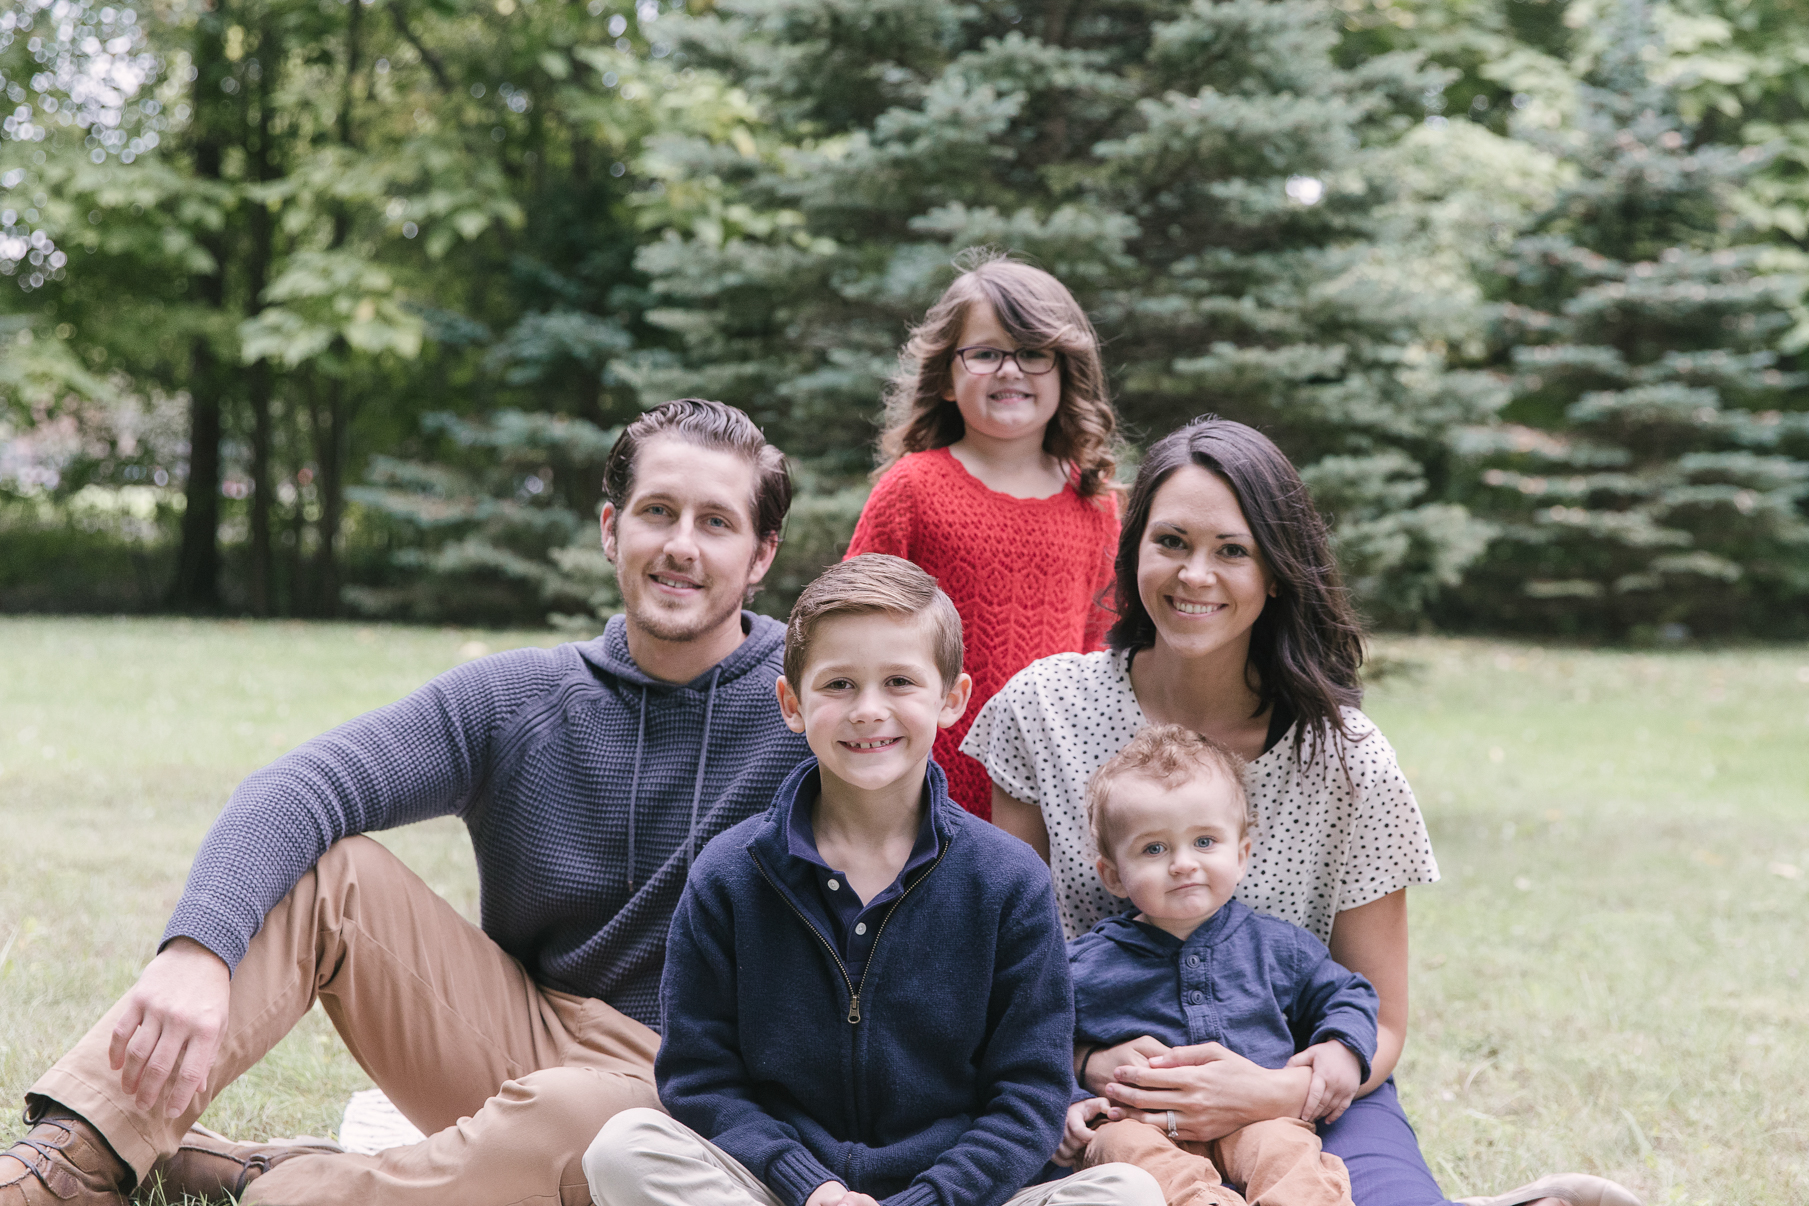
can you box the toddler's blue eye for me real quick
[1141,842,1165,856]
[1195,836,1216,849]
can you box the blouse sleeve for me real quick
[1080,490,1120,653]
[844,460,915,561]
[1333,718,1440,913]
[959,671,1043,806]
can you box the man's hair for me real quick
[1087,724,1255,857]
[602,398,792,544]
[784,554,963,689]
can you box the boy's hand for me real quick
[1286,1041,1363,1124]
[1053,1097,1109,1167]
[805,1183,880,1206]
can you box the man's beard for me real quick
[623,564,746,645]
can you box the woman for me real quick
[961,417,1638,1206]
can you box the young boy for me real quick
[584,554,1162,1206]
[1055,726,1379,1206]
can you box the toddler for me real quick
[1057,725,1379,1206]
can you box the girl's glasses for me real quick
[953,345,1059,375]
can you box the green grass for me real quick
[2,619,1805,1204]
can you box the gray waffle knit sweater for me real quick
[162,611,811,1029]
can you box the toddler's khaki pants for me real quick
[1081,1116,1354,1206]
[30,835,661,1206]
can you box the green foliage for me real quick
[631,0,1504,623]
[347,409,622,627]
[1444,0,1809,638]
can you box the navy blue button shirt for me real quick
[1069,899,1379,1082]
[785,766,940,982]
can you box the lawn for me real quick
[1,617,1805,1205]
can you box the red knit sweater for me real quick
[845,447,1120,819]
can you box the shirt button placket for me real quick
[1182,950,1210,1044]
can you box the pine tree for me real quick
[632,0,1502,622]
[1445,0,1809,639]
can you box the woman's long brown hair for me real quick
[1107,417,1366,751]
[876,250,1118,497]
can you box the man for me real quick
[0,399,813,1206]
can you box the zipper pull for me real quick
[847,994,861,1024]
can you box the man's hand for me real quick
[805,1183,879,1206]
[1286,1041,1363,1124]
[108,938,231,1118]
[1076,1035,1170,1095]
[1053,1097,1109,1167]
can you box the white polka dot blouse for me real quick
[961,650,1441,942]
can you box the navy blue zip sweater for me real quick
[162,611,810,1028]
[1070,900,1378,1084]
[657,757,1074,1206]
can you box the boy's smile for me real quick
[1096,769,1252,942]
[776,612,971,800]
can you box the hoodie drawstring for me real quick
[687,667,723,872]
[625,684,648,892]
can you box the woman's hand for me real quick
[1286,1041,1362,1124]
[1101,1042,1313,1143]
[1077,1035,1171,1095]
[1053,1097,1109,1167]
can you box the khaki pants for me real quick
[585,1109,1167,1206]
[29,836,662,1206]
[1081,1117,1354,1206]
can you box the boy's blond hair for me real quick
[1087,724,1256,857]
[784,554,963,688]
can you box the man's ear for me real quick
[774,675,808,735]
[747,532,781,587]
[599,503,618,561]
[1096,855,1129,900]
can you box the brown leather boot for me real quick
[0,1104,130,1206]
[142,1124,343,1203]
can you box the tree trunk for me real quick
[307,0,362,618]
[245,20,280,614]
[169,11,232,613]
[312,377,346,617]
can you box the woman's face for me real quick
[1135,464,1276,665]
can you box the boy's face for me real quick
[775,611,972,798]
[1096,768,1252,937]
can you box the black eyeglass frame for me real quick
[951,345,1061,376]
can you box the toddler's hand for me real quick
[1053,1097,1109,1167]
[1287,1041,1362,1124]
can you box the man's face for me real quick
[600,436,778,647]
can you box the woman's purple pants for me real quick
[1320,1080,1461,1206]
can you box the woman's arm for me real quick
[1101,1045,1313,1144]
[991,785,1050,863]
[1324,888,1409,1092]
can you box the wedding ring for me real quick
[1166,1109,1179,1140]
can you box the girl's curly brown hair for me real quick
[877,250,1118,497]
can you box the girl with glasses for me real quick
[845,250,1121,819]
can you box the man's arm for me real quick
[122,648,556,1117]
